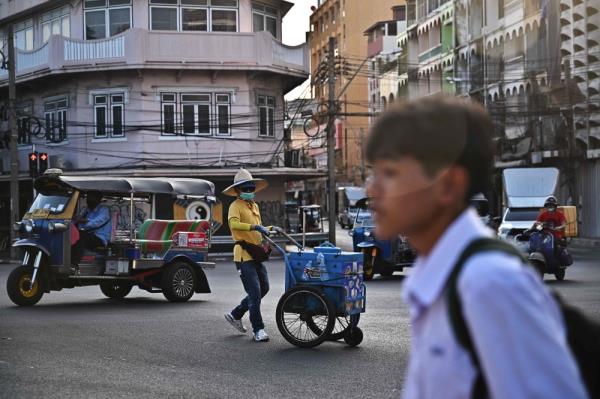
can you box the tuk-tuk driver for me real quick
[71,191,112,266]
[222,168,272,342]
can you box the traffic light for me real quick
[28,152,38,178]
[39,153,49,174]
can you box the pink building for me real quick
[0,0,322,234]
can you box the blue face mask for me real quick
[240,192,255,201]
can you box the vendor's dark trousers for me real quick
[231,261,269,333]
[71,231,104,265]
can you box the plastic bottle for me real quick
[317,252,329,282]
[302,261,312,281]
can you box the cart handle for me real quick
[269,226,303,250]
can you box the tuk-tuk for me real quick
[349,198,416,280]
[285,204,323,235]
[337,187,367,229]
[7,169,222,306]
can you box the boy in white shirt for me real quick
[365,95,587,399]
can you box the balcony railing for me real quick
[0,29,309,83]
[418,44,442,63]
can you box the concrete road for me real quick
[0,245,598,398]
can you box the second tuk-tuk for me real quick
[349,198,416,280]
[7,169,222,306]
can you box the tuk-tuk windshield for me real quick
[29,193,72,214]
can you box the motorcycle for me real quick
[518,222,573,281]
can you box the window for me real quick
[181,93,211,135]
[16,102,33,145]
[42,7,70,43]
[161,93,177,135]
[44,98,68,143]
[160,92,232,136]
[84,0,132,40]
[14,20,33,50]
[257,95,275,137]
[216,94,230,135]
[252,3,278,37]
[93,92,125,139]
[150,0,237,32]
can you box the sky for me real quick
[282,0,319,100]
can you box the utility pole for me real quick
[327,37,336,245]
[8,26,20,260]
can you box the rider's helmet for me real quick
[544,196,558,210]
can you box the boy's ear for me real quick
[438,166,469,207]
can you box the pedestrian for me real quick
[365,95,588,398]
[223,168,272,342]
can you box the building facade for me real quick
[0,0,320,238]
[308,0,404,186]
[371,0,600,238]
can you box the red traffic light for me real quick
[29,153,38,161]
[40,153,48,161]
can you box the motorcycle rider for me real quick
[531,196,571,264]
[536,196,567,239]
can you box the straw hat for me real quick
[222,168,268,197]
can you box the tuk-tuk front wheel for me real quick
[100,281,133,299]
[161,262,196,302]
[7,266,44,306]
[363,250,377,281]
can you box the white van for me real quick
[498,167,560,244]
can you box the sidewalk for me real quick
[571,237,600,248]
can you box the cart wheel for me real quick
[276,286,336,348]
[100,281,133,299]
[161,262,196,302]
[344,326,363,347]
[323,314,361,341]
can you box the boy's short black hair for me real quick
[365,95,494,198]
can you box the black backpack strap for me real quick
[446,237,527,399]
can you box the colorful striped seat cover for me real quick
[136,220,210,255]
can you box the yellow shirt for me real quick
[228,199,262,262]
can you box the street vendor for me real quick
[223,168,272,342]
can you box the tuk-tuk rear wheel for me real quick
[161,262,196,302]
[7,266,44,306]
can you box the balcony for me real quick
[418,44,442,63]
[0,29,309,85]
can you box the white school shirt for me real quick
[401,209,588,399]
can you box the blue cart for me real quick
[265,228,366,348]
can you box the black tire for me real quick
[99,281,133,299]
[363,251,375,281]
[276,286,336,348]
[308,313,360,341]
[161,262,196,302]
[7,265,44,306]
[530,260,545,278]
[380,267,394,277]
[555,269,566,281]
[344,326,364,347]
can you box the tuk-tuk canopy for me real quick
[34,174,215,197]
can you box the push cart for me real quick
[264,228,366,348]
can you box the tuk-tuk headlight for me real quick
[23,220,33,233]
[48,222,55,233]
[364,231,372,238]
